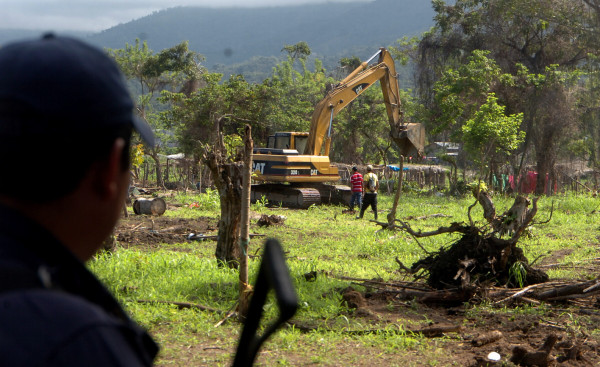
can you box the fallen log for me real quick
[542,290,600,302]
[537,280,597,301]
[413,324,461,337]
[337,275,432,292]
[188,233,265,241]
[472,330,503,347]
[376,287,476,304]
[256,214,286,227]
[403,213,452,221]
[493,282,563,305]
[583,281,600,293]
[135,299,224,314]
[394,220,472,237]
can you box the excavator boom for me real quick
[304,48,424,158]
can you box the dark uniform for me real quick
[0,204,158,366]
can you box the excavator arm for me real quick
[304,48,425,158]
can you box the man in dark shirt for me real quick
[0,34,158,365]
[358,165,379,220]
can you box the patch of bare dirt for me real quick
[115,215,218,249]
[339,286,600,366]
[539,248,574,266]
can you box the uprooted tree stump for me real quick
[257,214,286,227]
[382,189,550,290]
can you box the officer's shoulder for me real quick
[0,289,122,361]
[1,289,117,328]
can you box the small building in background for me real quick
[425,141,460,164]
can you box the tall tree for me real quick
[416,0,594,193]
[258,55,330,141]
[462,93,525,181]
[108,39,203,186]
[161,73,263,265]
[161,73,262,153]
[577,1,600,182]
[281,41,311,64]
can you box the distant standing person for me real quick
[358,165,379,220]
[349,166,363,211]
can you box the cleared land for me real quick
[91,191,600,366]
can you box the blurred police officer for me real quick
[0,34,158,366]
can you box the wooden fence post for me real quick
[239,125,253,319]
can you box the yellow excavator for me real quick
[251,48,425,208]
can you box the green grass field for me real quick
[89,191,600,366]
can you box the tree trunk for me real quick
[535,153,553,195]
[151,150,163,188]
[143,161,148,187]
[165,158,170,183]
[100,231,117,252]
[204,116,244,267]
[532,86,572,195]
[193,154,201,191]
[210,162,243,266]
[238,125,253,319]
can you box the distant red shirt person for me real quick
[349,166,363,211]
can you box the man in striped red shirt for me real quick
[349,166,363,211]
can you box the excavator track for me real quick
[251,184,321,209]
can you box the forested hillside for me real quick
[88,0,432,64]
[86,0,433,80]
[0,0,434,82]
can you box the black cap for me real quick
[0,33,154,146]
[352,166,357,171]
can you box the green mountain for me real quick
[89,0,433,81]
[0,0,435,82]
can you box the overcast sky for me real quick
[1,0,371,32]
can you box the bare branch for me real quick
[395,220,471,238]
[533,200,554,225]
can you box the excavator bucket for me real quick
[394,123,425,158]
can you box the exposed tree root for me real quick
[408,230,549,289]
[376,192,551,290]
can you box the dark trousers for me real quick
[360,193,377,219]
[349,192,362,210]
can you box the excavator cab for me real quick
[266,132,309,154]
